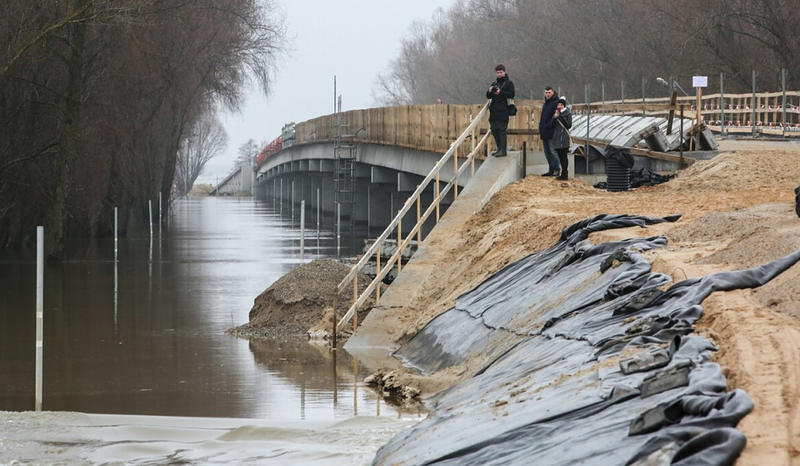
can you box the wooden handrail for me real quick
[335,101,490,291]
[335,129,493,333]
[332,110,492,336]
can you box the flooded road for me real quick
[0,197,420,463]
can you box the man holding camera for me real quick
[539,86,562,176]
[486,64,515,157]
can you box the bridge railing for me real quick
[330,101,494,347]
[295,102,543,157]
[575,91,800,136]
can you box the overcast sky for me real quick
[199,0,457,183]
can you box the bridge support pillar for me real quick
[354,179,370,224]
[321,174,336,221]
[368,185,393,229]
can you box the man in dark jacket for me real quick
[486,64,515,157]
[539,86,561,176]
[549,97,572,181]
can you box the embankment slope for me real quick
[361,142,800,464]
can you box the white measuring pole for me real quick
[148,200,153,239]
[336,203,341,257]
[158,192,162,229]
[114,207,118,261]
[300,200,305,262]
[35,226,44,411]
[316,188,320,232]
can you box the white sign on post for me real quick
[692,76,708,88]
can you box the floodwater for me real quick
[0,197,421,464]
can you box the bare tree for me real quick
[175,112,229,196]
[232,139,261,170]
[0,0,288,256]
[373,0,800,106]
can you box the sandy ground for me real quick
[368,140,800,465]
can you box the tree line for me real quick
[0,0,286,258]
[373,0,800,106]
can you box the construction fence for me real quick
[294,100,543,157]
[575,91,800,137]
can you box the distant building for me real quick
[209,165,254,196]
[282,122,296,149]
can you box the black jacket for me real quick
[539,93,560,139]
[486,74,515,122]
[548,107,573,149]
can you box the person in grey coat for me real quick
[549,97,573,180]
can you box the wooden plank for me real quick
[479,128,540,135]
[666,91,678,135]
[572,135,695,166]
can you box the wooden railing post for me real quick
[331,101,492,333]
[416,188,421,244]
[397,214,403,274]
[353,276,358,331]
[435,172,440,222]
[332,288,338,350]
[376,244,381,300]
[453,154,458,199]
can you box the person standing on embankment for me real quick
[549,96,572,181]
[486,64,515,157]
[539,86,562,176]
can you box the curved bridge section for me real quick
[254,103,541,232]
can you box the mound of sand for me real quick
[228,259,373,338]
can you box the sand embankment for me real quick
[228,258,373,339]
[361,141,800,464]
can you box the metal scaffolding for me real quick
[333,95,357,231]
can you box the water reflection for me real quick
[0,198,412,423]
[246,337,416,420]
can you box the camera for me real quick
[490,82,499,93]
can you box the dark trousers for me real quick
[556,148,569,178]
[542,138,560,172]
[490,120,508,152]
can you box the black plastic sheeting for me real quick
[595,168,675,190]
[795,186,799,218]
[375,214,800,466]
[605,146,636,169]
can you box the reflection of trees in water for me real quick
[248,337,358,391]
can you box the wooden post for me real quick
[720,73,726,136]
[453,153,458,199]
[416,189,421,244]
[353,276,358,331]
[435,171,440,221]
[332,289,338,350]
[376,245,381,300]
[697,87,703,125]
[752,70,757,137]
[782,68,787,138]
[397,214,402,274]
[680,105,685,161]
[666,91,678,135]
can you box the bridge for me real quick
[250,101,542,233]
[210,88,800,238]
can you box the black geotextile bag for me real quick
[795,186,799,218]
[605,145,636,169]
